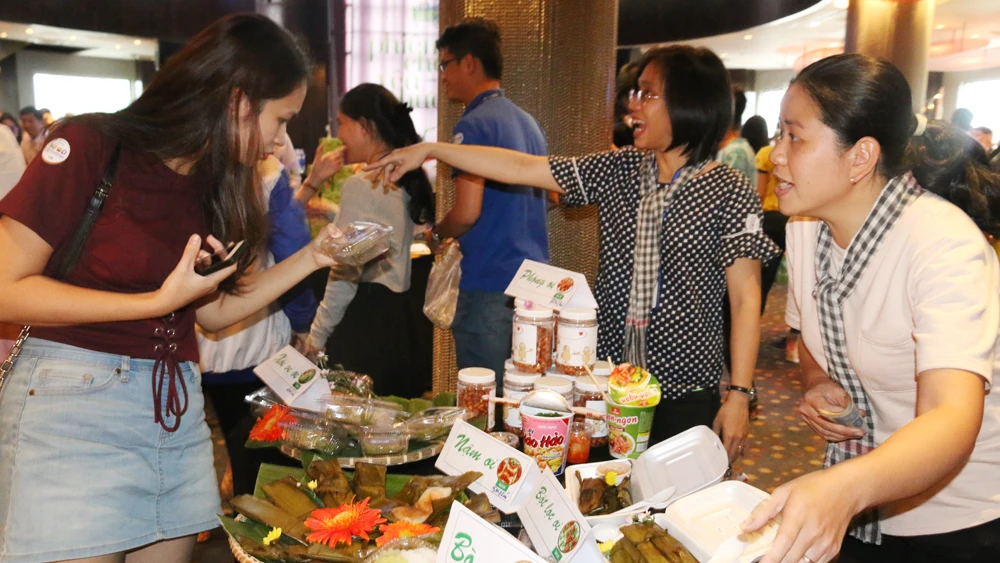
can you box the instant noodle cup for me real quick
[607,363,661,407]
[606,398,658,459]
[519,390,574,476]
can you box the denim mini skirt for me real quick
[0,339,221,562]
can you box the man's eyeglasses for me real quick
[629,89,665,105]
[438,58,458,72]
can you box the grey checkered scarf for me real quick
[814,171,922,544]
[623,152,711,366]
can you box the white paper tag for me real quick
[253,345,322,406]
[41,138,71,164]
[505,260,597,311]
[437,501,546,563]
[745,213,762,234]
[516,468,595,561]
[436,419,542,513]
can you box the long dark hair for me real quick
[339,83,435,224]
[59,14,311,292]
[794,54,1000,237]
[741,115,769,154]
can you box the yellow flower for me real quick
[263,527,282,546]
[605,471,618,486]
[599,538,617,553]
[308,480,318,491]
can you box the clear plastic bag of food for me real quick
[320,221,394,267]
[320,394,408,427]
[423,243,462,328]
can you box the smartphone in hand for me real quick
[196,240,246,276]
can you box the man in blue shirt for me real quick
[432,18,549,390]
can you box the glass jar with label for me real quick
[502,370,540,437]
[533,376,574,403]
[512,307,554,374]
[555,308,598,375]
[457,367,496,431]
[574,376,609,448]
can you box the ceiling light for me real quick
[971,34,980,39]
[720,53,728,59]
[133,39,141,46]
[833,0,849,9]
[69,35,76,40]
[829,42,840,48]
[935,24,945,30]
[0,32,7,39]
[743,34,753,40]
[927,103,935,110]
[24,27,34,35]
[115,44,121,50]
[808,22,821,28]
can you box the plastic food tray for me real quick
[321,221,393,267]
[565,425,729,525]
[655,480,778,563]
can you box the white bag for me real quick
[423,243,462,328]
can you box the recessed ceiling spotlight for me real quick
[833,0,849,10]
[25,27,34,35]
[69,35,76,40]
[971,34,980,39]
[720,53,728,59]
[0,32,7,39]
[935,24,945,30]
[743,34,753,40]
[829,42,840,48]
[133,39,141,46]
[808,22,821,28]
[115,44,121,50]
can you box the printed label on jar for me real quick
[503,390,530,429]
[584,400,608,437]
[556,325,597,368]
[513,324,539,365]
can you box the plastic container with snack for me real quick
[512,307,554,374]
[405,406,468,441]
[555,307,598,375]
[319,221,394,266]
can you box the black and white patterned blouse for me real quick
[549,146,779,399]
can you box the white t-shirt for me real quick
[786,191,1000,536]
[0,125,26,200]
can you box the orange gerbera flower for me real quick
[305,498,386,547]
[375,521,440,547]
[249,405,295,442]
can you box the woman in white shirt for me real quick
[303,83,434,397]
[740,54,1000,563]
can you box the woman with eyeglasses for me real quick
[370,45,778,462]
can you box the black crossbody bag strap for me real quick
[54,142,123,279]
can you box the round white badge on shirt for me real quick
[745,214,761,234]
[452,132,464,145]
[41,138,71,165]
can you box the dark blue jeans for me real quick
[452,289,514,391]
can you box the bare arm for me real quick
[713,257,760,462]
[436,173,485,239]
[746,368,986,563]
[0,216,233,325]
[370,142,564,193]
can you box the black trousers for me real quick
[837,516,1000,563]
[647,387,722,446]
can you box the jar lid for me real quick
[534,376,573,393]
[559,307,597,321]
[504,358,515,371]
[516,307,554,320]
[504,370,540,385]
[575,376,609,392]
[592,360,613,377]
[458,367,496,385]
[545,366,577,383]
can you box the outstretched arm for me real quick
[368,142,563,193]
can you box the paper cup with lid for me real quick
[519,389,574,476]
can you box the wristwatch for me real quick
[727,384,756,398]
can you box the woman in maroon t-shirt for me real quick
[0,15,342,563]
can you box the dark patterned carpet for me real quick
[194,280,824,560]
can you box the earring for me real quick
[850,177,856,184]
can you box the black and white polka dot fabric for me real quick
[550,146,779,399]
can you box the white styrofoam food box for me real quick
[655,481,778,563]
[564,425,729,524]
